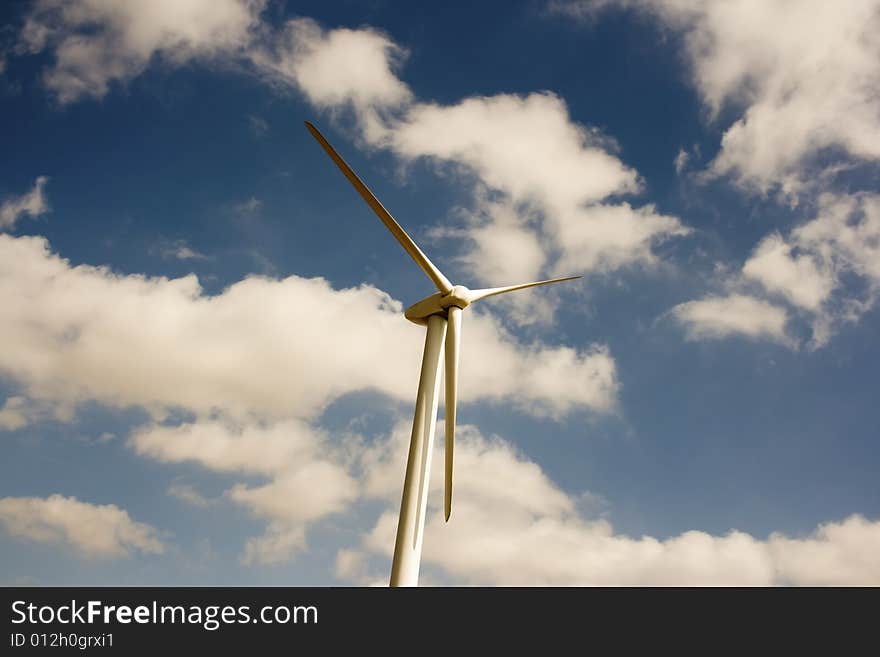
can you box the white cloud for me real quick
[554,202,687,274]
[670,294,791,345]
[673,148,689,174]
[0,494,164,558]
[19,0,264,103]
[676,193,880,348]
[387,93,688,282]
[445,198,548,286]
[359,423,572,515]
[0,233,615,563]
[132,419,357,564]
[173,246,205,260]
[251,18,411,141]
[228,463,356,525]
[795,194,880,285]
[461,310,618,416]
[1,176,49,230]
[567,0,880,193]
[742,233,832,312]
[392,93,638,210]
[133,420,324,475]
[790,193,880,345]
[350,424,880,585]
[254,21,692,287]
[16,9,688,286]
[166,483,211,508]
[0,395,73,429]
[0,397,32,430]
[250,19,412,152]
[0,234,616,425]
[154,238,207,261]
[436,197,562,327]
[10,5,880,584]
[240,525,307,566]
[0,396,58,430]
[19,4,409,141]
[769,515,880,586]
[334,548,369,581]
[552,1,880,346]
[230,461,357,565]
[117,415,880,584]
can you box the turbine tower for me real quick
[305,122,579,587]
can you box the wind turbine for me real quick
[305,121,579,587]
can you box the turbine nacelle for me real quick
[404,285,472,325]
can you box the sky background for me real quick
[1,0,879,585]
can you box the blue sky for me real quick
[1,0,879,585]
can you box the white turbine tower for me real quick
[306,122,579,587]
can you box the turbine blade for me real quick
[467,275,581,303]
[444,306,462,522]
[304,121,453,294]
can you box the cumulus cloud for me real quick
[0,396,57,430]
[770,193,880,346]
[18,0,264,103]
[388,92,688,284]
[769,515,880,586]
[1,176,49,230]
[16,6,688,291]
[554,202,687,274]
[549,0,880,346]
[5,10,700,579]
[442,198,549,286]
[392,93,638,209]
[132,420,358,564]
[232,17,692,292]
[742,233,832,312]
[0,494,164,558]
[561,0,880,194]
[0,233,614,563]
[0,397,33,430]
[671,193,880,348]
[9,4,879,584]
[348,424,880,585]
[239,525,308,566]
[18,2,410,142]
[7,232,610,565]
[250,18,411,141]
[133,420,326,476]
[0,234,616,425]
[670,294,791,345]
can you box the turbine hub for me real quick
[442,285,472,310]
